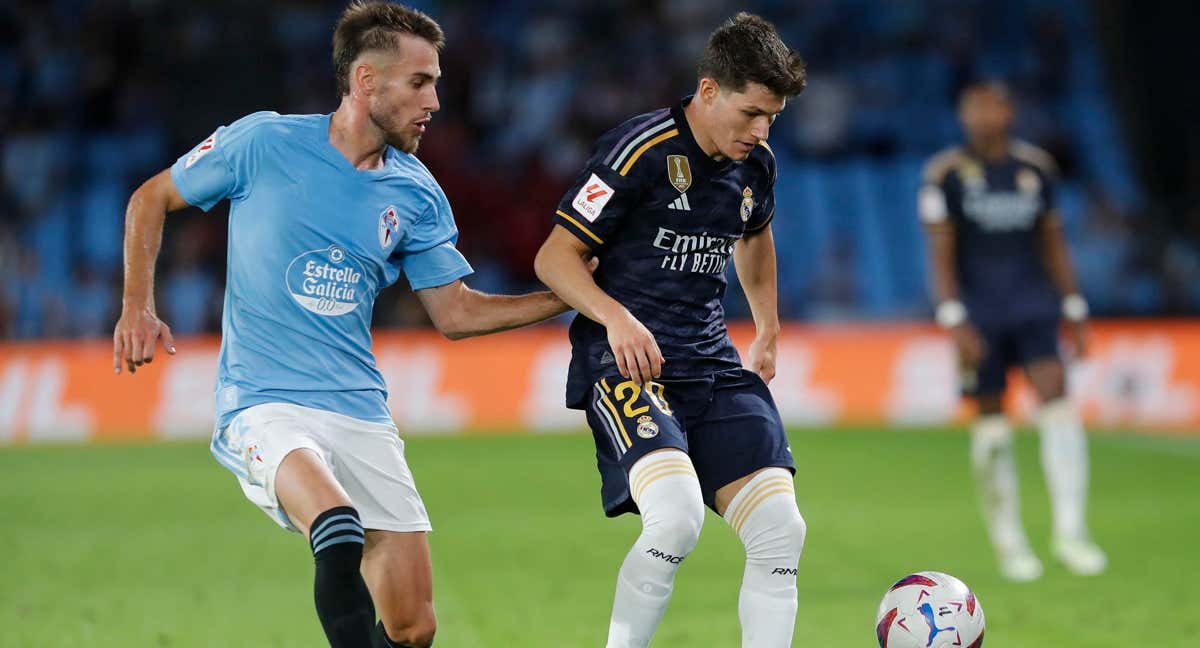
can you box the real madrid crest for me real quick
[740,186,754,222]
[636,415,660,439]
[667,155,692,193]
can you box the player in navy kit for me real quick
[536,14,806,648]
[920,81,1106,581]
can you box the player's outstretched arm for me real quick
[414,279,568,341]
[1038,212,1088,356]
[534,225,663,385]
[733,225,781,384]
[113,169,190,374]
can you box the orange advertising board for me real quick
[1,321,1197,444]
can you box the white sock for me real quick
[606,450,705,648]
[1037,398,1090,541]
[971,415,1031,553]
[723,468,805,648]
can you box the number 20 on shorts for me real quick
[603,378,673,418]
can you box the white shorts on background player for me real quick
[211,402,431,534]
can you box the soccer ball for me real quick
[875,571,985,648]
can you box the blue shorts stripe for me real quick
[210,446,248,480]
[209,426,248,479]
[211,438,243,467]
[211,425,240,456]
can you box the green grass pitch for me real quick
[1,427,1197,647]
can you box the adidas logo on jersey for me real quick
[667,193,692,211]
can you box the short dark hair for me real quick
[959,79,1013,106]
[332,1,444,97]
[697,13,806,98]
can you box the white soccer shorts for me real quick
[211,402,431,534]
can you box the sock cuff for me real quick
[723,468,794,537]
[310,506,365,555]
[972,414,1011,441]
[629,450,697,505]
[1038,397,1078,427]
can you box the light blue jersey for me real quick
[170,111,472,434]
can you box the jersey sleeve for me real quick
[918,151,961,226]
[745,144,777,233]
[393,186,473,291]
[553,150,643,251]
[1011,141,1060,222]
[170,111,274,211]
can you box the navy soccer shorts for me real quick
[964,317,1061,397]
[583,368,795,517]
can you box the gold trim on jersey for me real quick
[555,209,604,245]
[921,147,967,184]
[619,129,680,176]
[1010,140,1059,176]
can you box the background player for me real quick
[920,80,1107,582]
[112,2,574,646]
[535,13,807,648]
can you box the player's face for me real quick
[959,87,1014,141]
[707,82,785,161]
[367,35,441,154]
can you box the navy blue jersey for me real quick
[919,141,1059,324]
[553,97,776,409]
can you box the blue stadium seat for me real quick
[79,179,127,273]
[843,159,892,315]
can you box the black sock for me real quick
[374,621,432,648]
[311,506,374,647]
[373,621,396,647]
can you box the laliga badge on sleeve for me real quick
[572,173,615,222]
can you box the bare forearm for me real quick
[534,242,626,327]
[122,186,168,310]
[925,225,960,304]
[734,233,780,339]
[1041,223,1080,296]
[450,287,567,339]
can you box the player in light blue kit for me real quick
[112,3,570,646]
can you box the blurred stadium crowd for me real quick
[1,0,1196,340]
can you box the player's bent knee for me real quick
[743,500,805,561]
[647,500,705,551]
[630,449,706,551]
[772,507,807,558]
[637,483,705,551]
[725,468,804,561]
